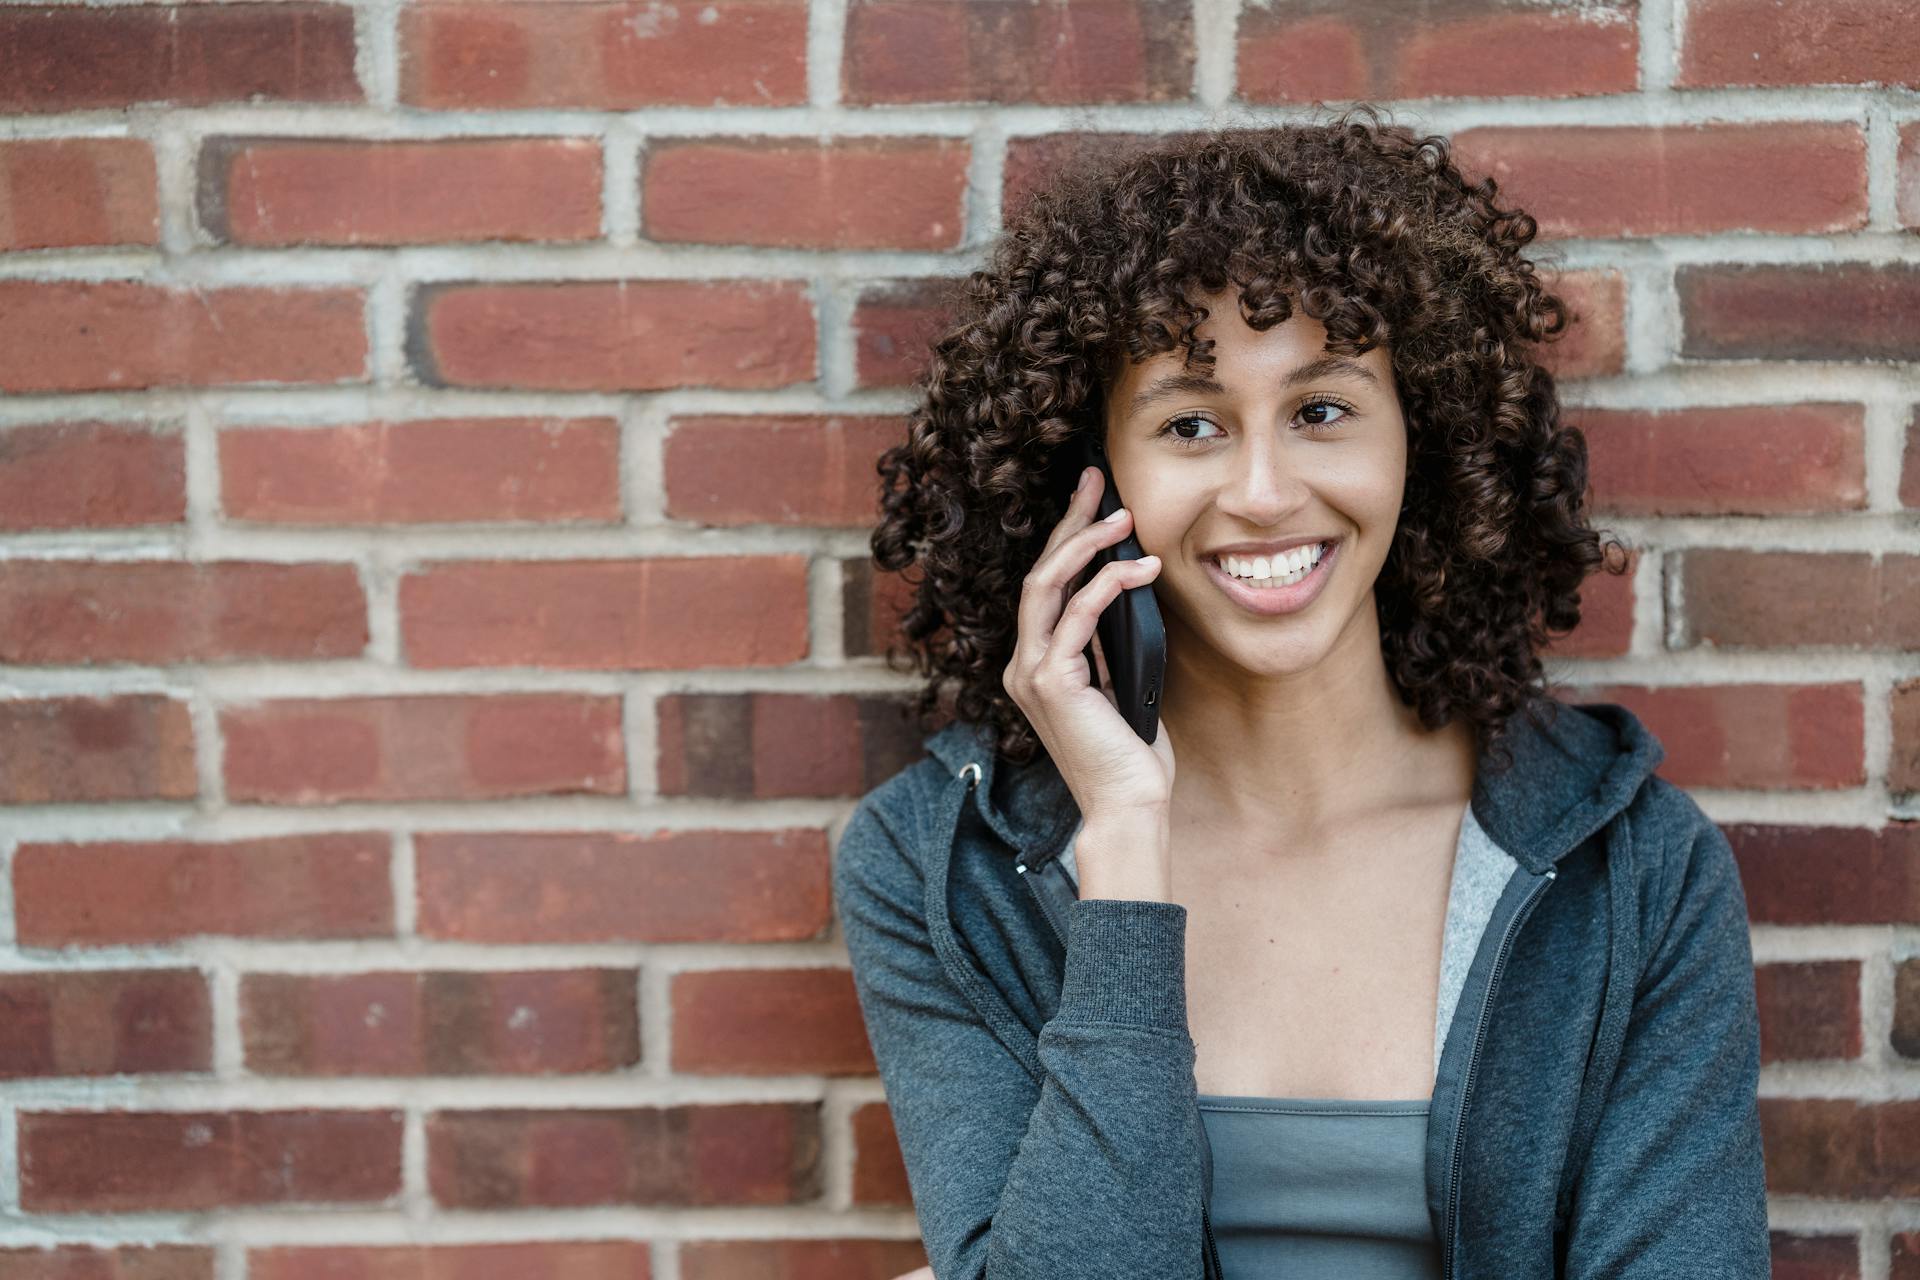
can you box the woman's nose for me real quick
[1218,442,1310,517]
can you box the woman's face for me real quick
[1101,289,1408,682]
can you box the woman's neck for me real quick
[1156,624,1476,853]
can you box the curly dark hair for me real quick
[868,102,1631,773]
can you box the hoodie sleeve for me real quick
[832,783,1208,1280]
[1561,788,1772,1278]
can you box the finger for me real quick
[1013,500,1133,672]
[1012,465,1099,673]
[1035,499,1132,604]
[1044,553,1160,674]
[1038,462,1104,562]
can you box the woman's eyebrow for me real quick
[1126,355,1379,416]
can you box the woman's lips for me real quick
[1201,539,1338,616]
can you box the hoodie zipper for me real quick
[1442,865,1556,1280]
[1015,856,1071,945]
[1016,857,1225,1278]
[1202,1201,1223,1277]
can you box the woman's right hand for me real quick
[1002,462,1178,843]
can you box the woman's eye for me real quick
[1299,398,1352,430]
[1159,415,1221,444]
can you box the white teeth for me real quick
[1219,543,1325,586]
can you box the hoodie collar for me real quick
[920,697,1665,875]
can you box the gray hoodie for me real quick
[832,697,1771,1277]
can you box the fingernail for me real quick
[1103,507,1126,522]
[1078,466,1095,494]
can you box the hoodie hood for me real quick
[920,695,1667,874]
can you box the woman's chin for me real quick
[1179,622,1332,682]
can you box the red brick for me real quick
[242,969,639,1076]
[399,556,808,669]
[850,1102,910,1205]
[0,560,366,664]
[656,692,925,799]
[20,1109,402,1211]
[0,970,211,1078]
[426,1103,821,1206]
[1727,822,1920,926]
[1759,1097,1920,1198]
[250,1243,652,1280]
[844,0,1193,104]
[0,694,196,805]
[1237,0,1636,103]
[1539,269,1625,379]
[0,138,157,249]
[219,417,621,526]
[664,415,902,527]
[0,421,186,531]
[0,5,361,112]
[1003,130,1191,222]
[1679,263,1920,363]
[680,1239,928,1280]
[1539,548,1633,658]
[1450,123,1866,238]
[1770,1233,1860,1280]
[1679,0,1920,88]
[0,281,366,393]
[841,558,918,660]
[1575,403,1866,516]
[852,278,960,388]
[0,1245,214,1280]
[1673,551,1920,650]
[1582,682,1864,790]
[645,138,967,250]
[415,827,831,944]
[1895,679,1920,794]
[1756,961,1861,1063]
[13,833,392,947]
[657,692,753,797]
[399,2,807,109]
[1894,959,1920,1059]
[671,967,873,1075]
[1900,1232,1920,1280]
[200,137,600,247]
[220,694,625,803]
[413,279,814,391]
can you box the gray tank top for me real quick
[1056,799,1517,1275]
[1195,1094,1439,1276]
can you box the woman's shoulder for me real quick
[1611,768,1751,968]
[1533,696,1738,914]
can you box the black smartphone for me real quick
[1060,432,1166,746]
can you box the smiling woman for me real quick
[843,104,1767,1280]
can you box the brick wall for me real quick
[0,0,1916,1276]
